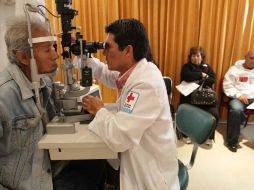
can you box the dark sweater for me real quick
[180,61,216,104]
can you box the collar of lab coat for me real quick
[115,58,148,100]
[125,58,150,84]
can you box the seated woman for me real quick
[179,46,219,146]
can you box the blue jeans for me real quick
[227,99,247,146]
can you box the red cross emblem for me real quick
[122,91,139,113]
[127,92,135,102]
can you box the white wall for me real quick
[0,0,45,71]
[0,1,15,71]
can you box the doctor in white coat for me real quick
[83,18,179,190]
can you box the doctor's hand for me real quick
[82,95,104,115]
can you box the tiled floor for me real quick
[177,123,254,190]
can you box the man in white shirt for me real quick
[223,50,254,152]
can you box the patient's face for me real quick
[16,27,59,81]
[33,28,59,74]
[191,52,202,65]
[245,52,254,69]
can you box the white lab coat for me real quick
[87,58,179,190]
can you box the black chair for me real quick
[176,104,216,190]
[163,76,184,139]
[163,76,176,121]
[163,77,172,101]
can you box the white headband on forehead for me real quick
[28,36,57,44]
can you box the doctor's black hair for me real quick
[105,18,149,62]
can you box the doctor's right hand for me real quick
[82,95,104,115]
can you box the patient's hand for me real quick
[237,95,249,104]
[82,95,104,115]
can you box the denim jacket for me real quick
[0,64,56,190]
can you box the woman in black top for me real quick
[180,46,219,145]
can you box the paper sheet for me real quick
[78,86,102,102]
[176,81,200,96]
[247,102,254,109]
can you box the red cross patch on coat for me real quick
[121,91,140,113]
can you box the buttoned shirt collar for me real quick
[115,63,137,96]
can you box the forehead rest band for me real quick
[28,36,57,44]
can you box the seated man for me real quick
[223,49,254,152]
[0,17,105,190]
